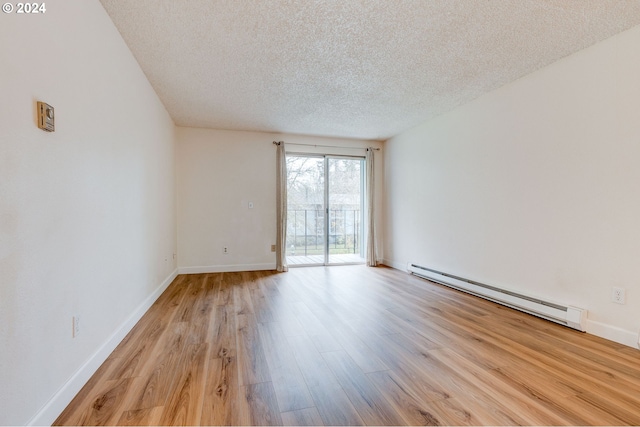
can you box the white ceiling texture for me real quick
[100,0,640,140]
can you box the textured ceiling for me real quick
[99,0,640,140]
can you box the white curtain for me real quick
[276,141,288,272]
[366,148,377,267]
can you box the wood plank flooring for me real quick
[54,265,640,426]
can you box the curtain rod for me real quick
[272,141,380,150]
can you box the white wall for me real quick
[0,1,177,424]
[177,127,383,272]
[384,25,640,347]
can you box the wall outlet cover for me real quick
[611,287,626,304]
[73,316,80,338]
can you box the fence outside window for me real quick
[286,208,361,257]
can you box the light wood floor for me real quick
[55,265,640,426]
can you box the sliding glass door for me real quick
[285,156,326,265]
[286,154,365,266]
[327,157,365,264]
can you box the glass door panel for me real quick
[285,156,325,266]
[328,158,365,264]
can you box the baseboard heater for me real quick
[407,263,587,332]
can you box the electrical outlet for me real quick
[73,315,80,338]
[611,287,626,304]
[271,244,276,252]
[223,247,229,254]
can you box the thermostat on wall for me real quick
[37,101,55,132]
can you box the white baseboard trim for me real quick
[179,263,276,274]
[28,268,179,426]
[385,259,640,350]
[381,258,406,271]
[586,319,639,349]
